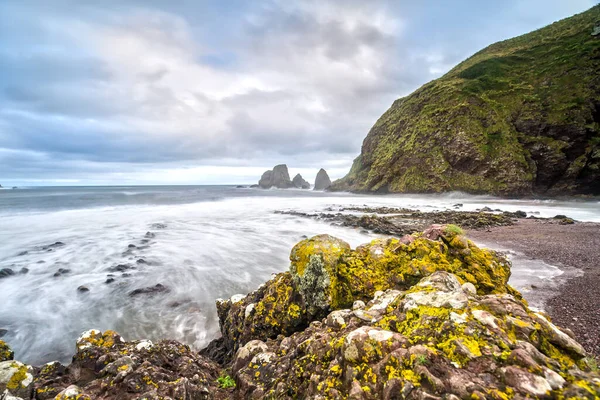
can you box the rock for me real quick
[292,173,310,189]
[107,264,133,272]
[17,269,27,275]
[0,331,6,339]
[127,244,136,249]
[128,283,169,297]
[0,270,15,279]
[105,278,115,284]
[144,231,156,238]
[0,361,34,399]
[313,168,332,190]
[258,164,294,189]
[77,286,90,293]
[33,330,226,400]
[54,385,91,400]
[52,268,71,277]
[0,342,13,362]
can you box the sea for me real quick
[1,185,599,365]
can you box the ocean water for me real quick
[0,185,598,365]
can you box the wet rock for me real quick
[144,231,156,239]
[150,223,167,229]
[127,244,136,249]
[105,278,115,284]
[0,331,6,339]
[107,264,133,273]
[313,168,332,190]
[128,283,170,297]
[16,251,28,257]
[0,269,15,279]
[18,268,28,275]
[77,286,90,293]
[136,259,147,265]
[53,268,71,277]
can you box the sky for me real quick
[0,0,596,186]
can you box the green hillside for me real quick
[333,6,600,196]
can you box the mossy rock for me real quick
[230,271,600,399]
[215,226,519,355]
[0,340,13,362]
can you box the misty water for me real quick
[0,185,599,365]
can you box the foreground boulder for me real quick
[292,173,310,189]
[313,168,332,190]
[216,226,517,357]
[229,271,600,399]
[258,164,295,189]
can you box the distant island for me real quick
[255,164,332,190]
[332,6,600,196]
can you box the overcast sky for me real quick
[0,0,595,186]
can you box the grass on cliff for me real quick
[337,5,600,195]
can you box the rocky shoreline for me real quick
[467,220,600,360]
[1,225,599,399]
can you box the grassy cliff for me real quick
[333,6,600,196]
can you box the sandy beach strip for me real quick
[468,219,600,359]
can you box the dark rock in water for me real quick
[235,185,245,188]
[249,184,259,188]
[479,206,493,212]
[127,244,136,249]
[53,268,71,277]
[37,260,45,264]
[107,264,133,272]
[105,278,115,284]
[150,223,167,229]
[554,214,568,219]
[453,203,463,208]
[77,286,90,293]
[0,328,7,338]
[17,251,28,256]
[19,267,29,274]
[258,164,295,189]
[292,173,310,189]
[0,268,15,279]
[144,231,156,239]
[42,241,65,251]
[129,283,169,297]
[136,259,147,265]
[514,210,527,218]
[313,168,332,190]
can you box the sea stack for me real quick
[292,174,310,189]
[313,168,331,190]
[258,164,294,189]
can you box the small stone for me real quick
[105,278,115,284]
[127,244,136,249]
[77,286,90,293]
[352,300,365,310]
[18,268,28,275]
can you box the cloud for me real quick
[0,0,595,184]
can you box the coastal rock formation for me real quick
[292,173,310,189]
[1,227,599,399]
[313,168,332,190]
[258,164,294,189]
[333,6,600,196]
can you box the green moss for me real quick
[332,5,600,196]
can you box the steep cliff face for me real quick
[333,6,600,196]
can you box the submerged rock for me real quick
[313,168,332,190]
[0,269,15,279]
[128,283,169,297]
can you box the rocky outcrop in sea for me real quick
[292,174,310,189]
[1,226,599,399]
[314,168,332,190]
[258,164,295,189]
